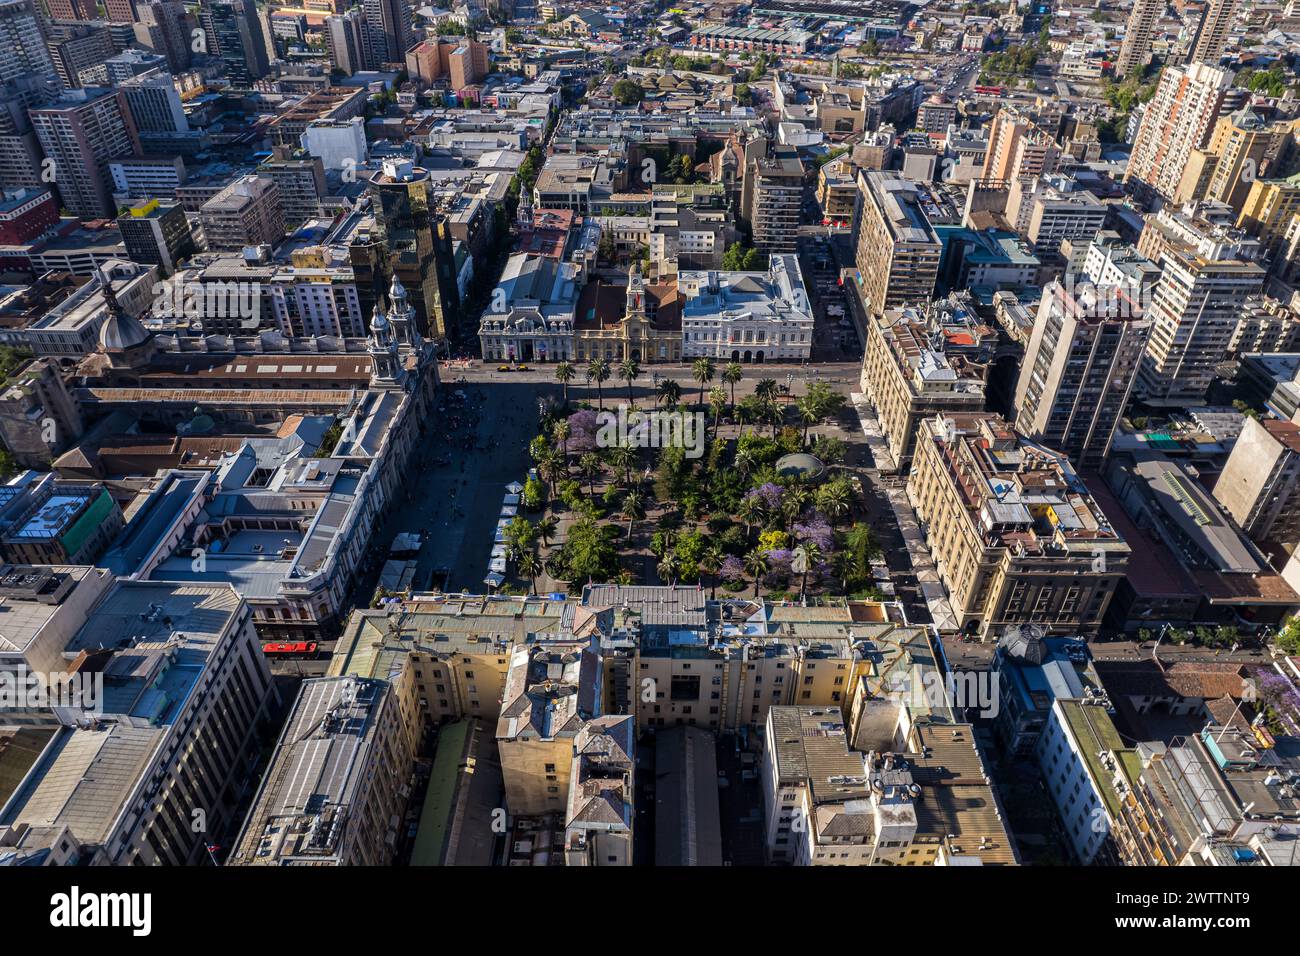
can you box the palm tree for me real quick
[554,361,574,406]
[651,525,678,559]
[795,542,823,600]
[657,377,681,409]
[578,452,603,495]
[540,453,566,497]
[657,554,680,587]
[797,395,819,445]
[517,550,542,595]
[831,549,856,593]
[708,386,727,437]
[816,481,851,522]
[621,488,645,542]
[692,356,716,411]
[701,543,726,599]
[722,361,743,410]
[609,445,636,487]
[536,515,558,548]
[734,447,757,477]
[744,548,769,598]
[843,522,879,579]
[738,494,764,542]
[755,377,779,405]
[586,358,611,410]
[617,357,641,407]
[784,486,812,528]
[552,419,571,461]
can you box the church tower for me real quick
[367,300,405,386]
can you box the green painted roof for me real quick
[410,720,470,867]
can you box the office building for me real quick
[197,175,284,251]
[120,70,190,135]
[361,0,411,67]
[1014,278,1150,469]
[0,581,279,865]
[44,21,115,91]
[257,151,326,228]
[854,170,942,316]
[908,412,1130,638]
[230,676,422,865]
[351,159,460,342]
[117,199,196,277]
[31,88,141,220]
[1126,62,1233,205]
[133,1,192,74]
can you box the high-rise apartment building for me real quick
[325,8,369,75]
[1115,0,1163,77]
[1014,278,1150,470]
[1125,62,1233,205]
[361,0,411,67]
[0,76,56,191]
[31,88,142,219]
[854,170,942,316]
[1237,175,1300,258]
[980,107,1061,185]
[198,174,284,250]
[0,0,54,85]
[908,412,1129,637]
[1136,205,1266,400]
[744,147,803,254]
[1186,0,1240,66]
[45,21,117,90]
[133,1,193,74]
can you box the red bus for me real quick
[972,85,1005,96]
[262,641,318,656]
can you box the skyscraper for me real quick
[200,0,271,85]
[1125,62,1233,205]
[351,159,461,343]
[31,88,142,219]
[1187,0,1240,66]
[1115,0,1163,78]
[853,170,942,317]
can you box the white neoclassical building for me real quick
[679,254,814,364]
[477,252,578,363]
